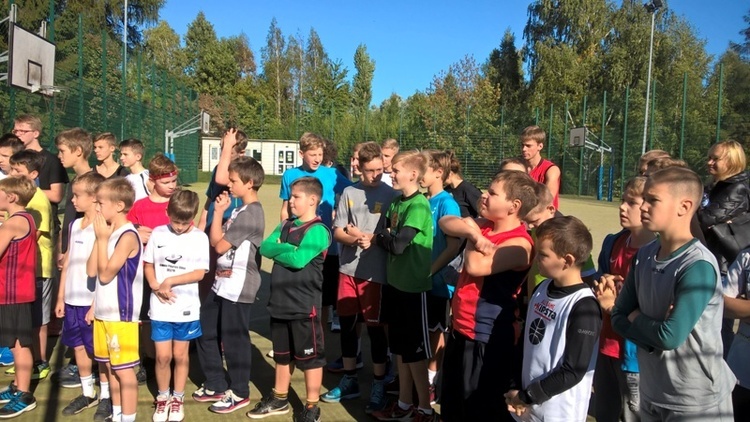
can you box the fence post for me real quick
[330,105,334,140]
[649,79,656,150]
[398,105,403,143]
[150,63,156,148]
[680,72,687,158]
[8,0,15,124]
[621,87,629,184]
[48,0,56,140]
[716,63,723,143]
[598,91,607,201]
[78,14,84,127]
[548,104,554,158]
[101,30,108,130]
[578,96,587,196]
[562,100,569,193]
[137,52,142,140]
[500,104,505,159]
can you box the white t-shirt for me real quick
[723,249,750,388]
[143,225,209,322]
[126,170,150,202]
[94,223,143,322]
[380,171,393,187]
[64,218,97,306]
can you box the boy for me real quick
[380,138,399,187]
[420,150,462,403]
[13,114,68,208]
[520,126,560,209]
[723,246,750,419]
[350,142,363,180]
[55,172,106,416]
[505,216,602,422]
[193,156,265,414]
[93,133,128,179]
[592,177,654,422]
[371,151,436,422]
[0,135,24,180]
[9,150,54,380]
[499,157,528,173]
[119,139,151,201]
[251,177,331,421]
[611,167,736,420]
[320,142,395,413]
[444,152,482,218]
[144,190,209,421]
[438,170,537,421]
[88,178,143,422]
[0,177,38,419]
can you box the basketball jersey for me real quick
[0,212,37,304]
[529,159,559,209]
[64,218,97,306]
[94,223,143,322]
[520,279,596,422]
[126,170,150,202]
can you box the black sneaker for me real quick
[0,391,36,418]
[93,397,112,422]
[62,394,98,416]
[246,395,290,419]
[295,404,321,422]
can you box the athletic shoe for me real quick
[209,390,249,414]
[413,409,439,422]
[62,394,98,416]
[93,397,112,422]
[136,366,147,385]
[246,395,290,419]
[321,375,360,403]
[266,350,274,358]
[365,379,388,414]
[56,365,81,388]
[0,391,36,419]
[295,404,321,422]
[372,401,414,421]
[0,350,12,367]
[152,394,170,422]
[325,353,364,373]
[0,384,16,404]
[191,385,223,402]
[30,361,50,380]
[167,395,184,422]
[385,375,400,395]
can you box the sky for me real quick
[159,0,747,105]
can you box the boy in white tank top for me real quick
[506,216,601,422]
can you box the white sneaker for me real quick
[152,394,170,422]
[167,395,184,422]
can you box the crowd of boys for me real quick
[0,114,742,422]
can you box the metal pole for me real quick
[649,79,656,150]
[102,30,108,129]
[137,52,142,139]
[680,72,687,158]
[641,10,656,155]
[398,105,403,142]
[500,104,505,159]
[78,14,84,127]
[562,100,569,187]
[716,62,724,143]
[121,0,128,140]
[48,0,56,142]
[548,104,554,158]
[8,0,14,124]
[621,87,629,182]
[599,91,607,201]
[578,96,587,196]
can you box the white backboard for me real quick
[201,110,211,134]
[9,23,55,95]
[569,127,586,147]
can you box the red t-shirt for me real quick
[127,197,170,231]
[529,158,559,209]
[599,233,639,358]
[0,212,37,304]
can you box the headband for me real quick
[150,170,178,181]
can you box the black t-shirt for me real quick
[446,180,482,218]
[37,148,69,201]
[94,164,129,179]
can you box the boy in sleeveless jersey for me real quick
[88,178,144,422]
[438,170,537,421]
[505,216,601,422]
[520,126,560,209]
[611,167,736,421]
[252,177,331,422]
[0,177,39,418]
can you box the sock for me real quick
[100,382,110,399]
[418,406,434,415]
[158,389,170,398]
[81,375,95,398]
[112,405,122,420]
[398,400,412,411]
[273,388,288,400]
[173,391,184,399]
[306,399,319,408]
[121,414,136,422]
[428,369,437,385]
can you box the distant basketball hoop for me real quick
[36,85,70,113]
[0,5,56,96]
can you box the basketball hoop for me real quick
[36,85,70,114]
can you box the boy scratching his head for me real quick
[611,167,736,420]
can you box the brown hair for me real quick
[425,150,452,183]
[536,216,593,268]
[167,190,200,222]
[299,132,326,152]
[228,156,264,189]
[647,167,703,212]
[14,114,42,133]
[638,149,670,173]
[519,125,546,144]
[290,176,323,203]
[72,172,106,195]
[357,142,382,166]
[447,150,462,175]
[96,178,135,212]
[55,127,93,158]
[0,134,24,155]
[10,150,45,174]
[94,132,118,147]
[499,157,528,172]
[644,157,688,175]
[148,154,178,178]
[491,170,538,218]
[393,150,428,181]
[323,139,338,165]
[119,138,145,157]
[0,176,36,206]
[623,176,647,199]
[529,182,553,214]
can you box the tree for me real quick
[486,29,524,104]
[261,17,289,121]
[352,44,375,111]
[144,21,186,77]
[731,9,750,61]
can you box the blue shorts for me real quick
[151,320,202,342]
[61,304,94,355]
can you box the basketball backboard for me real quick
[569,127,587,147]
[9,23,55,96]
[201,110,210,134]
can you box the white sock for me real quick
[81,374,95,398]
[100,381,110,399]
[121,414,136,422]
[398,400,412,410]
[428,369,437,385]
[112,405,122,421]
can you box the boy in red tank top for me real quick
[520,126,561,209]
[0,176,39,418]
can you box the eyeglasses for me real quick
[11,129,33,135]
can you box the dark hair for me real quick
[0,134,24,155]
[647,167,703,213]
[536,216,593,268]
[167,190,200,222]
[491,170,538,218]
[290,176,323,202]
[228,156,264,190]
[119,138,145,157]
[499,157,528,171]
[426,150,452,183]
[55,127,93,158]
[357,142,382,166]
[10,150,45,173]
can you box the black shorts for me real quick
[426,294,449,332]
[271,316,326,371]
[322,254,339,307]
[0,303,34,348]
[139,280,151,321]
[381,285,431,363]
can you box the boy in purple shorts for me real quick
[56,172,106,416]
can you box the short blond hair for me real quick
[623,176,647,199]
[56,128,93,158]
[94,132,117,147]
[520,125,546,145]
[709,140,747,181]
[393,150,427,181]
[299,132,326,152]
[638,149,670,172]
[0,176,36,206]
[72,172,106,196]
[381,138,400,151]
[96,178,135,212]
[14,114,42,133]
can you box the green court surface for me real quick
[10,186,619,421]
